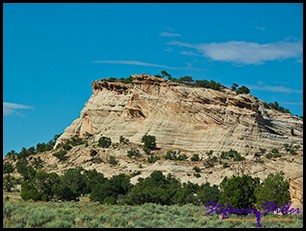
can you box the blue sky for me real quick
[3,3,303,155]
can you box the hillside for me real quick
[3,73,303,209]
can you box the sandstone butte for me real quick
[5,74,303,210]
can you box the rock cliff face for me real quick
[55,74,303,155]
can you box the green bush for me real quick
[254,171,290,210]
[220,149,245,161]
[193,166,201,173]
[120,136,130,144]
[15,159,36,180]
[3,174,18,192]
[190,154,200,161]
[130,171,142,177]
[194,173,201,178]
[109,156,118,166]
[147,155,160,163]
[90,149,98,157]
[236,85,250,94]
[26,208,57,228]
[143,147,151,155]
[58,167,87,201]
[267,101,291,114]
[90,173,131,204]
[92,157,103,164]
[21,171,61,201]
[127,149,141,158]
[196,182,220,205]
[141,134,156,150]
[194,80,222,91]
[53,150,68,162]
[98,136,112,148]
[3,162,15,174]
[32,157,44,169]
[223,162,230,168]
[219,174,260,211]
[164,151,188,161]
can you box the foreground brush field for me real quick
[3,194,303,228]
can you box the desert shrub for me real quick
[127,149,141,158]
[82,169,107,194]
[6,150,18,159]
[265,153,272,159]
[98,136,112,148]
[267,101,291,114]
[196,182,220,205]
[254,158,264,164]
[120,136,130,144]
[108,156,118,166]
[130,171,142,177]
[91,173,131,204]
[236,85,250,94]
[53,150,68,162]
[194,80,222,91]
[193,166,201,173]
[147,155,160,163]
[90,149,98,157]
[219,174,260,211]
[141,134,156,150]
[62,142,72,151]
[92,157,103,164]
[143,146,151,155]
[58,167,87,201]
[259,148,266,155]
[255,171,290,210]
[220,149,245,161]
[32,157,44,169]
[3,162,14,174]
[223,162,230,168]
[25,208,57,228]
[3,174,18,192]
[164,150,188,161]
[44,219,74,228]
[204,160,214,168]
[15,159,36,180]
[21,171,61,201]
[194,173,201,178]
[124,171,181,205]
[190,154,200,161]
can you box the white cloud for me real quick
[93,60,199,71]
[164,47,173,52]
[165,26,175,32]
[160,32,182,37]
[3,102,32,116]
[280,102,303,106]
[180,51,200,56]
[247,83,302,94]
[252,25,266,31]
[167,40,303,65]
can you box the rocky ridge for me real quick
[55,74,303,154]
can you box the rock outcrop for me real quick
[55,74,303,155]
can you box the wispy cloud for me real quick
[251,25,266,31]
[160,32,182,37]
[180,51,200,56]
[93,60,199,71]
[164,47,173,52]
[280,102,303,106]
[165,26,175,32]
[167,40,303,65]
[247,82,302,94]
[3,102,32,116]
